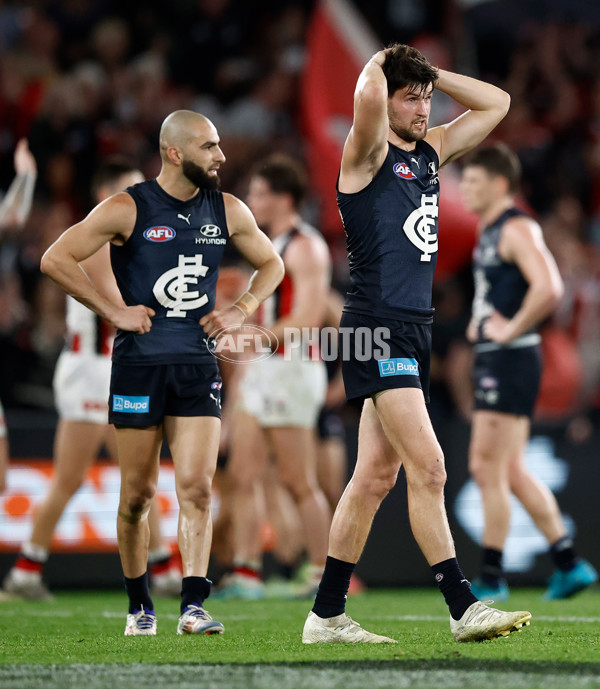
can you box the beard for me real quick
[182,159,221,190]
[389,121,428,143]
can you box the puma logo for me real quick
[177,213,191,225]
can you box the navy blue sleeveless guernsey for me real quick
[338,140,440,323]
[110,179,229,364]
[472,207,532,344]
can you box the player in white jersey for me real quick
[0,139,37,494]
[220,154,332,599]
[3,160,180,600]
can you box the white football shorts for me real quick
[53,351,111,425]
[237,355,327,428]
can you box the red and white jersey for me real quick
[65,296,114,357]
[258,222,324,359]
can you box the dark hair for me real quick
[91,157,140,196]
[383,43,439,97]
[251,154,307,209]
[465,144,522,193]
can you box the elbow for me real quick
[40,249,57,278]
[550,280,564,307]
[498,90,511,118]
[355,82,388,108]
[541,284,563,314]
[274,254,285,287]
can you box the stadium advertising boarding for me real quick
[0,462,186,553]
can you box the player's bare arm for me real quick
[0,139,37,230]
[267,233,331,344]
[426,71,510,167]
[199,193,284,334]
[78,244,127,310]
[483,217,564,344]
[40,193,155,334]
[339,49,391,194]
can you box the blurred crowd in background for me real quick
[1,0,600,432]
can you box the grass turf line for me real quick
[1,588,599,668]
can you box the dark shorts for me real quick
[109,361,222,426]
[473,344,542,417]
[339,311,431,405]
[317,407,346,441]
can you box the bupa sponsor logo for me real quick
[144,226,176,242]
[378,357,419,377]
[393,162,417,180]
[112,395,150,413]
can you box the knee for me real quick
[278,470,313,503]
[407,456,447,494]
[354,469,397,503]
[178,474,213,512]
[469,447,496,486]
[228,467,258,493]
[121,481,156,517]
[54,473,85,498]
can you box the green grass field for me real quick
[1,588,600,689]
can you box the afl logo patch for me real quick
[144,226,176,242]
[393,162,417,180]
[200,224,221,237]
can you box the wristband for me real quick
[233,291,260,319]
[232,303,248,320]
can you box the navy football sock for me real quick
[550,536,578,572]
[124,572,154,614]
[432,558,478,621]
[181,576,212,614]
[480,547,503,586]
[312,556,355,619]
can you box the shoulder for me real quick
[222,193,251,221]
[82,192,138,244]
[501,213,541,244]
[285,227,331,271]
[221,193,257,236]
[88,191,137,223]
[499,212,543,261]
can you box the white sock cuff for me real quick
[21,542,49,563]
[148,546,172,564]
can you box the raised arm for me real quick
[483,217,563,344]
[0,139,37,230]
[426,70,511,167]
[40,193,154,334]
[199,193,284,334]
[338,50,391,193]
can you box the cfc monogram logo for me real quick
[153,254,209,317]
[403,194,439,262]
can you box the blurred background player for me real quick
[462,144,598,601]
[316,288,348,513]
[3,159,181,601]
[0,139,37,495]
[220,154,332,599]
